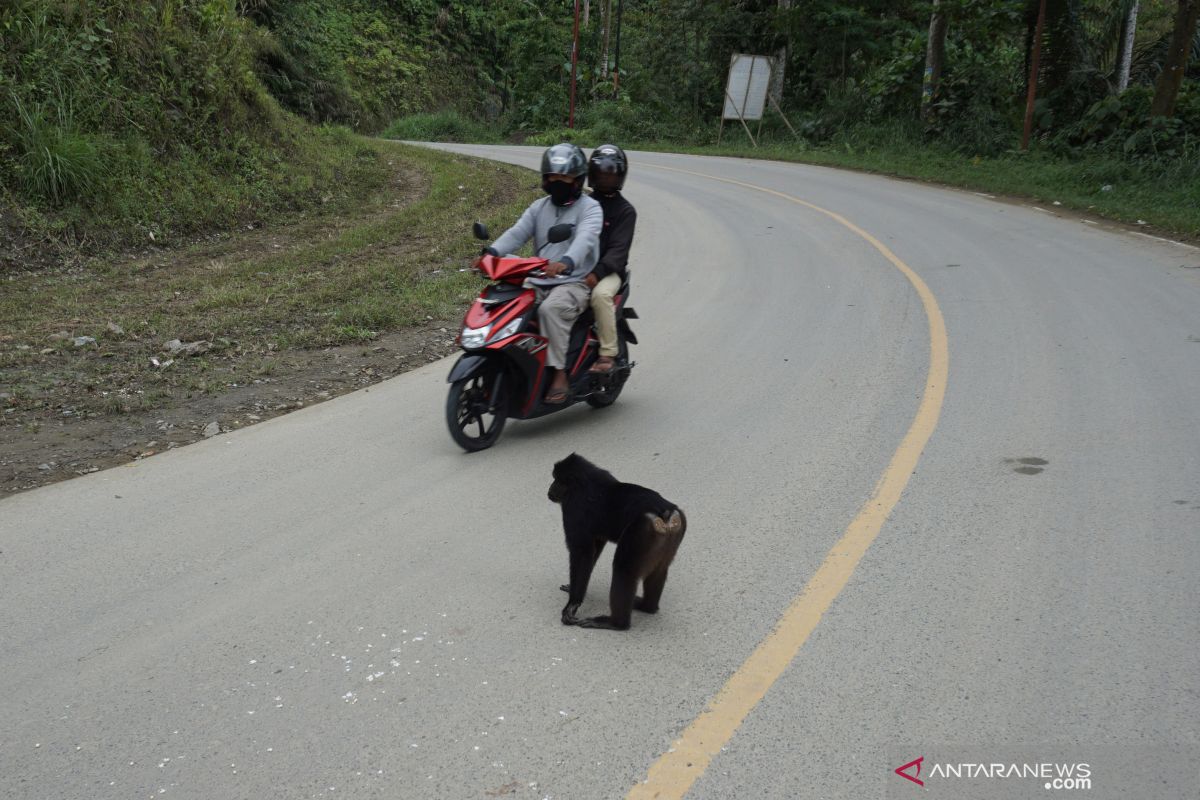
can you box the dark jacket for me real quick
[591,191,637,281]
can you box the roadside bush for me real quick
[0,0,398,248]
[383,111,499,143]
[6,95,108,205]
[1055,82,1200,170]
[255,2,430,130]
[925,40,1023,156]
[860,32,925,120]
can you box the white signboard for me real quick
[722,54,775,121]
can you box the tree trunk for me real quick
[600,0,611,79]
[922,0,947,122]
[1040,0,1075,96]
[1022,0,1048,150]
[612,0,623,96]
[1150,0,1199,117]
[771,0,792,105]
[1116,1,1138,92]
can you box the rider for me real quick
[584,144,636,374]
[478,143,603,404]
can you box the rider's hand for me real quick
[584,273,598,289]
[471,254,485,271]
[543,261,567,277]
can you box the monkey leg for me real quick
[635,565,670,614]
[578,563,636,631]
[561,538,606,593]
[562,539,605,625]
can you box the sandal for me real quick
[544,386,569,404]
[588,356,616,374]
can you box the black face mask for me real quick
[544,180,579,206]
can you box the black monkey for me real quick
[547,453,686,631]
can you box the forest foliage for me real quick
[1,0,1197,243]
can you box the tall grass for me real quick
[382,111,502,143]
[7,94,107,206]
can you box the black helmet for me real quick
[540,142,587,206]
[588,144,627,192]
[540,143,588,180]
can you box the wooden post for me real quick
[725,90,759,147]
[1021,0,1047,150]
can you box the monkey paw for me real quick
[633,596,659,614]
[576,615,629,631]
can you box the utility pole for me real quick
[1021,0,1047,150]
[569,0,580,128]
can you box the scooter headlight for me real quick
[488,318,523,344]
[461,325,489,350]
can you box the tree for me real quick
[771,0,793,106]
[1150,0,1200,116]
[922,0,948,122]
[1115,1,1139,91]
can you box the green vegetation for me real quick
[660,112,1200,236]
[382,111,503,144]
[0,0,402,251]
[1,1,1196,255]
[0,143,537,417]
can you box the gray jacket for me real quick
[486,195,603,288]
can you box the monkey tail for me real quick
[648,509,684,536]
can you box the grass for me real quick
[382,111,504,144]
[632,124,1200,239]
[8,94,107,206]
[515,112,1197,239]
[0,138,540,418]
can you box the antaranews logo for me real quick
[891,756,1092,793]
[894,756,924,786]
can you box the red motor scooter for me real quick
[445,222,637,451]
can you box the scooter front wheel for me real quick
[446,370,508,452]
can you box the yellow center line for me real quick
[628,164,949,799]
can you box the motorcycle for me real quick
[445,222,638,451]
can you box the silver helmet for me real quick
[540,143,588,179]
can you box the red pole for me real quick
[1021,0,1047,150]
[569,0,580,128]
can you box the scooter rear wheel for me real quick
[585,340,629,409]
[446,370,507,451]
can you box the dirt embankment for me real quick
[2,148,531,495]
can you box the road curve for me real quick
[2,145,1197,799]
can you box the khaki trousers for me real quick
[534,282,591,369]
[590,273,622,358]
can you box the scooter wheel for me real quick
[446,370,507,451]
[586,341,629,409]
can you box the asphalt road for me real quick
[2,146,1198,800]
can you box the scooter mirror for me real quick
[472,222,489,241]
[547,223,574,244]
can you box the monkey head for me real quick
[548,452,588,503]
